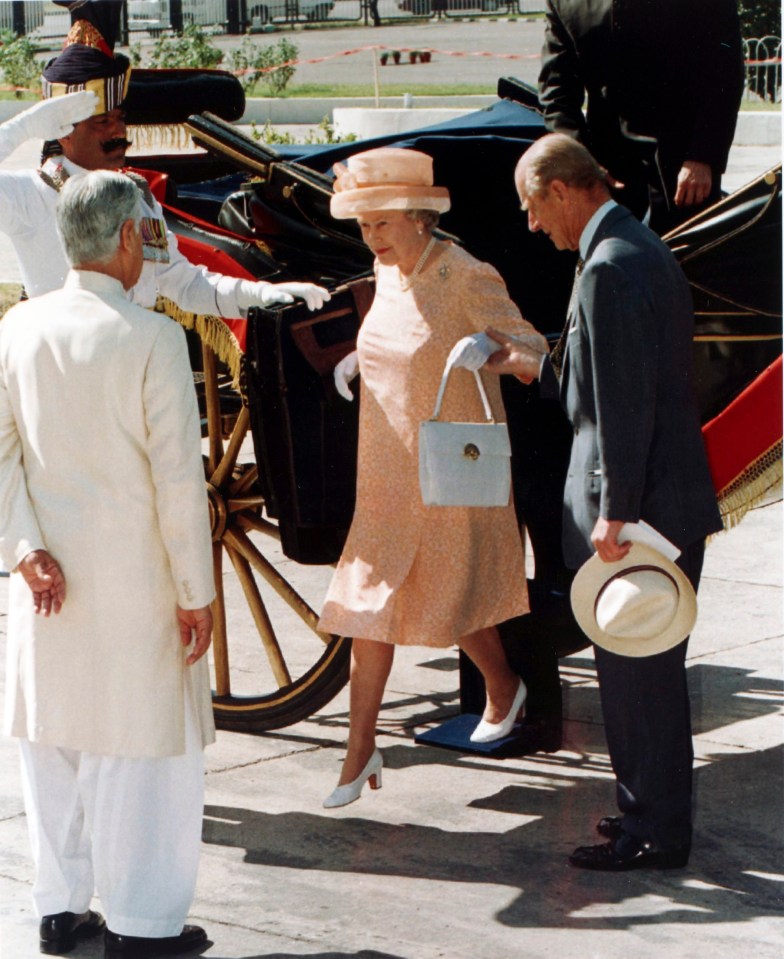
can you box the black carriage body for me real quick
[245,279,373,564]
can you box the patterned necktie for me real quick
[550,257,584,378]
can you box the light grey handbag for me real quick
[418,359,512,507]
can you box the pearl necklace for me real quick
[399,235,438,291]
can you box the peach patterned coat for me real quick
[318,241,536,647]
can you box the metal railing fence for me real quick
[743,36,782,104]
[0,0,547,38]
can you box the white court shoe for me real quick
[469,679,527,744]
[323,748,383,809]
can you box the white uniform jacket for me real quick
[0,270,216,758]
[0,142,247,314]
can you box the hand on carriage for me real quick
[5,91,99,146]
[236,280,331,312]
[483,327,550,383]
[447,333,502,371]
[333,350,359,401]
[17,549,66,617]
[177,604,213,665]
[675,160,712,207]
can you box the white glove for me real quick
[333,350,359,402]
[4,91,99,148]
[447,332,502,371]
[236,279,331,312]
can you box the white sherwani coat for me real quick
[0,269,216,758]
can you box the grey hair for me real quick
[56,170,142,267]
[405,208,440,230]
[519,133,608,196]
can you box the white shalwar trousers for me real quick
[18,681,205,938]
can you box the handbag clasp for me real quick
[463,443,480,460]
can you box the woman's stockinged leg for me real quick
[459,626,522,725]
[338,637,395,785]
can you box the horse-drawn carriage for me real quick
[127,71,782,733]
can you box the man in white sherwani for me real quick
[0,170,216,957]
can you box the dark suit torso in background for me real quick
[538,0,745,232]
[541,204,722,850]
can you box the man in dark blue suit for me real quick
[486,133,722,870]
[538,0,744,234]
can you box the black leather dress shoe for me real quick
[568,833,690,871]
[39,910,105,955]
[596,815,624,840]
[105,924,207,957]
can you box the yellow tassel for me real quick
[715,439,783,530]
[154,296,244,393]
[128,124,194,153]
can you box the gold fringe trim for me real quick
[155,296,244,393]
[715,439,783,530]
[128,124,195,152]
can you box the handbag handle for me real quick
[429,358,495,423]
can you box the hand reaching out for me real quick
[447,332,501,371]
[236,280,332,312]
[259,282,332,311]
[483,327,550,383]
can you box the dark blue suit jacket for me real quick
[542,204,722,568]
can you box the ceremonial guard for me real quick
[0,0,328,313]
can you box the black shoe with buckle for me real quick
[568,832,690,871]
[39,910,105,955]
[104,924,208,957]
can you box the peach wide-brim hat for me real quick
[330,147,451,219]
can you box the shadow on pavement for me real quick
[203,653,784,933]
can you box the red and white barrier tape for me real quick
[231,43,542,75]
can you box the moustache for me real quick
[101,137,132,154]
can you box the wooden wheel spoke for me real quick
[223,526,328,642]
[196,336,349,731]
[210,405,250,490]
[229,464,259,496]
[227,494,265,513]
[236,511,281,540]
[211,541,230,696]
[225,544,292,688]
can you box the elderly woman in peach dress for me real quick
[318,148,547,808]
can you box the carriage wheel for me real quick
[200,342,351,732]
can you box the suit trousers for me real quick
[593,538,705,850]
[18,677,205,938]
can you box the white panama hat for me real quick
[570,542,698,657]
